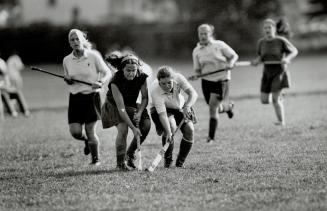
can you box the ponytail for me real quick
[276,19,292,39]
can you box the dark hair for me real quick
[276,18,292,39]
[157,66,174,81]
[105,53,140,71]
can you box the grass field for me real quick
[0,55,327,210]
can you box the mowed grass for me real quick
[1,55,327,210]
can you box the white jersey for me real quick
[192,40,238,81]
[63,49,111,94]
[150,73,192,113]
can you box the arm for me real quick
[111,84,141,136]
[226,53,239,68]
[63,61,73,85]
[180,75,198,118]
[251,56,262,66]
[183,87,198,108]
[158,111,172,139]
[192,50,201,75]
[283,39,298,64]
[222,42,239,68]
[94,52,113,88]
[134,82,148,124]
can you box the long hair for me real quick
[276,18,292,39]
[105,53,140,71]
[68,29,92,50]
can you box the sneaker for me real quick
[84,141,90,155]
[90,158,101,166]
[24,111,31,117]
[226,102,234,119]
[11,111,18,118]
[274,121,285,126]
[126,157,136,169]
[175,160,184,168]
[206,137,214,143]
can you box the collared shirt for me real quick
[150,73,192,114]
[63,49,111,94]
[192,40,237,81]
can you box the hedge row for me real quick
[0,22,260,63]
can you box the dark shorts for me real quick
[150,107,196,134]
[201,79,230,104]
[261,69,290,93]
[68,92,101,124]
[101,99,150,129]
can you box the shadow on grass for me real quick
[50,169,118,178]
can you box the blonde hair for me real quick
[157,66,175,80]
[263,19,276,27]
[197,24,214,33]
[68,29,92,49]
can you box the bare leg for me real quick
[15,91,30,116]
[272,90,285,125]
[1,92,17,117]
[115,122,128,168]
[85,121,100,164]
[69,123,90,155]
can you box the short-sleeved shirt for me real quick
[150,73,192,114]
[107,70,148,108]
[63,49,111,94]
[192,40,238,82]
[257,36,293,73]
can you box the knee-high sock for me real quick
[209,118,218,140]
[176,137,193,166]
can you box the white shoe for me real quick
[206,137,214,143]
[274,121,285,126]
[89,159,101,166]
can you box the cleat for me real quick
[206,137,214,143]
[175,160,184,168]
[116,162,132,171]
[126,157,136,169]
[164,159,173,168]
[90,158,101,166]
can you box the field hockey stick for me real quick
[30,67,93,86]
[135,120,142,171]
[236,61,283,66]
[146,118,185,172]
[188,68,227,81]
[188,61,284,80]
[136,135,142,171]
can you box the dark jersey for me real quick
[107,70,148,108]
[257,36,293,73]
